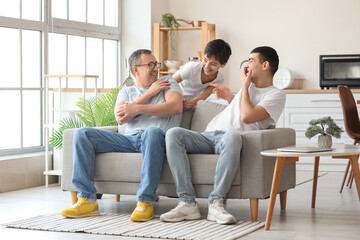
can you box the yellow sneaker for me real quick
[130,202,154,222]
[61,198,99,218]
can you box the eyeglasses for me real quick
[135,61,161,69]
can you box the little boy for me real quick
[172,39,232,110]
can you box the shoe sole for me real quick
[61,211,100,218]
[130,215,154,222]
[160,213,201,222]
[207,214,236,225]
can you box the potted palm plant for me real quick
[49,88,120,149]
[305,116,344,148]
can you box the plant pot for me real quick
[318,135,332,148]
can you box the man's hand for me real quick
[241,66,252,90]
[115,101,138,124]
[210,83,234,103]
[146,80,170,97]
[183,98,197,110]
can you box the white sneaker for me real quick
[207,199,236,225]
[160,201,201,222]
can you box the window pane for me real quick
[86,38,102,88]
[23,30,41,88]
[104,39,118,88]
[68,35,85,87]
[0,0,20,18]
[0,27,20,87]
[88,0,103,25]
[69,0,86,22]
[52,0,67,19]
[0,91,21,150]
[23,91,41,147]
[22,0,41,21]
[105,0,117,27]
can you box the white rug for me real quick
[296,171,328,186]
[3,213,264,240]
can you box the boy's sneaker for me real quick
[61,198,99,218]
[207,199,236,225]
[130,202,154,222]
[160,201,201,222]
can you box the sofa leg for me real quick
[250,198,259,222]
[115,194,120,202]
[71,191,78,205]
[280,191,287,210]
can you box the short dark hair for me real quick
[204,39,232,65]
[251,46,279,76]
[128,49,152,74]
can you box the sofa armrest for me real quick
[61,126,119,191]
[240,128,296,198]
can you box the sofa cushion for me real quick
[191,100,228,132]
[93,152,241,186]
[179,109,195,130]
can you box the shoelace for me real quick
[135,206,145,212]
[170,202,189,213]
[213,202,228,214]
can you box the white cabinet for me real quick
[279,92,360,171]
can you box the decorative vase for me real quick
[318,135,332,148]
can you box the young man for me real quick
[61,49,183,222]
[160,46,286,225]
[172,39,231,110]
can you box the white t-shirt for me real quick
[173,62,224,99]
[205,83,286,132]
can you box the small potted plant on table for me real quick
[305,116,344,148]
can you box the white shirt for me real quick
[173,62,224,99]
[205,83,286,132]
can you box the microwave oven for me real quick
[320,54,360,89]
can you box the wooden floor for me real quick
[0,172,359,240]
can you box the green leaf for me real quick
[49,87,121,149]
[305,116,344,139]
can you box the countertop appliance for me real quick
[320,54,360,89]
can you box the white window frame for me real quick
[0,0,121,156]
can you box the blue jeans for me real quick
[72,126,165,202]
[165,127,242,203]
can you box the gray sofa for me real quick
[61,100,296,221]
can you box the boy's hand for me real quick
[210,84,234,103]
[183,98,196,110]
[147,80,170,97]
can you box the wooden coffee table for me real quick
[261,144,360,230]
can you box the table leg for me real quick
[312,156,320,208]
[265,157,285,230]
[349,154,360,201]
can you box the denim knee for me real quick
[73,127,93,142]
[166,127,185,145]
[142,126,165,143]
[221,131,242,149]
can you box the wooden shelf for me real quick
[44,169,62,176]
[153,22,216,76]
[52,88,113,93]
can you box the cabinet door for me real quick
[284,107,351,144]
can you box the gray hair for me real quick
[128,49,152,74]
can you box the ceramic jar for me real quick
[318,135,332,148]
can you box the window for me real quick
[0,0,120,156]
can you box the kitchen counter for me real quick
[284,89,360,94]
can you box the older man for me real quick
[61,49,183,222]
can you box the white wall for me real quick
[162,0,360,91]
[121,0,152,84]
